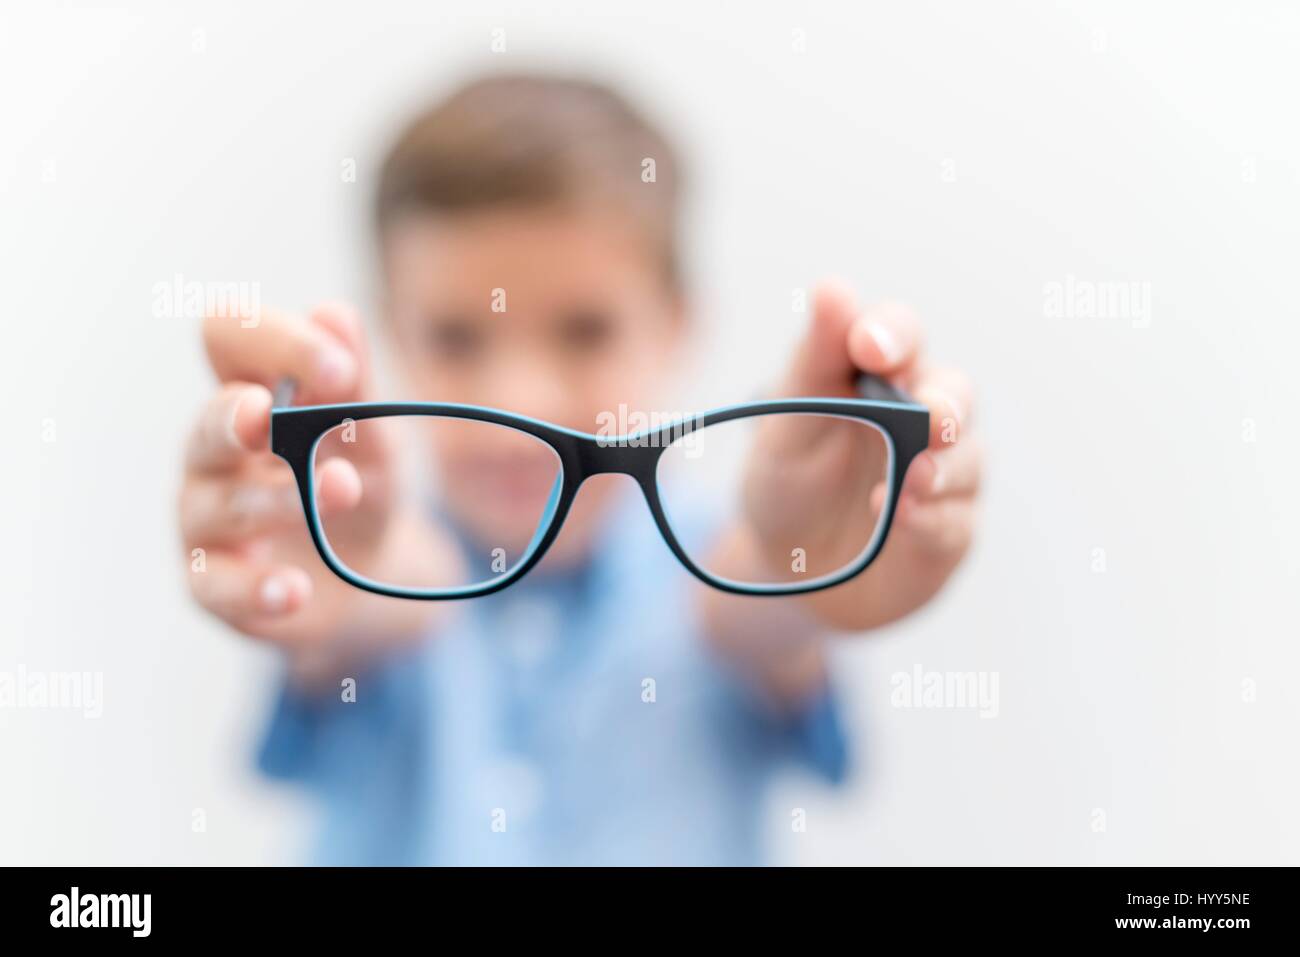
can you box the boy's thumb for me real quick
[309,302,374,397]
[779,280,859,398]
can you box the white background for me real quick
[2,0,1297,864]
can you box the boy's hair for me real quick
[375,72,683,291]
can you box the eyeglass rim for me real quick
[270,381,930,598]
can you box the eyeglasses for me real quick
[270,375,929,599]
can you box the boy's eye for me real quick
[556,309,615,352]
[423,318,483,358]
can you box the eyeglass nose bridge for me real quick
[574,435,663,480]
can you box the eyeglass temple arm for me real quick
[855,372,916,405]
[272,377,297,409]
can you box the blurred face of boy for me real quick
[382,205,684,568]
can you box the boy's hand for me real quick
[753,281,980,631]
[179,303,411,650]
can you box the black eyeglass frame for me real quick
[270,374,930,599]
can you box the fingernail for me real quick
[317,347,356,391]
[259,576,289,613]
[869,323,902,366]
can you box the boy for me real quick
[178,73,980,864]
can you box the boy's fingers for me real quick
[185,383,273,474]
[902,437,983,500]
[309,302,374,396]
[781,279,861,396]
[783,286,927,397]
[181,457,362,547]
[891,495,977,557]
[912,366,975,448]
[203,305,359,403]
[188,552,313,625]
[846,301,924,378]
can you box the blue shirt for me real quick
[256,486,848,865]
